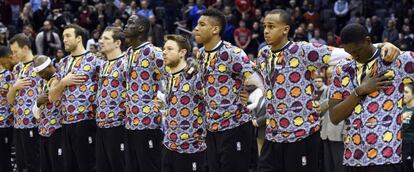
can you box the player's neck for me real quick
[130,39,147,49]
[170,60,187,74]
[271,37,289,52]
[0,65,4,71]
[204,36,221,51]
[71,45,86,57]
[106,48,122,61]
[22,52,34,63]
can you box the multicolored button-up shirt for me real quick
[56,52,101,124]
[96,55,127,128]
[330,50,414,166]
[38,78,63,137]
[124,42,165,130]
[0,69,13,128]
[256,42,333,143]
[163,69,206,153]
[198,41,254,132]
[11,61,43,129]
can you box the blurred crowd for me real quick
[0,0,413,59]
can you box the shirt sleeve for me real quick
[329,63,353,100]
[301,42,334,69]
[151,47,166,95]
[230,47,254,79]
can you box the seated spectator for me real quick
[303,3,319,28]
[137,0,154,18]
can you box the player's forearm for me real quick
[49,79,65,102]
[6,86,18,105]
[329,93,361,124]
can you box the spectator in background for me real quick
[383,19,399,44]
[365,18,372,34]
[115,2,130,25]
[189,0,206,29]
[306,23,315,41]
[77,0,92,30]
[310,29,326,45]
[138,0,155,18]
[35,20,61,57]
[105,1,120,25]
[113,18,124,28]
[303,3,320,28]
[250,21,264,56]
[54,48,65,63]
[260,0,274,14]
[47,8,66,33]
[235,0,252,14]
[396,25,414,51]
[370,16,384,43]
[17,3,33,31]
[89,44,98,55]
[149,15,164,47]
[223,21,235,44]
[90,3,107,30]
[0,25,8,46]
[234,20,251,50]
[293,26,308,42]
[326,31,341,47]
[349,0,362,17]
[86,29,100,52]
[31,0,49,12]
[223,6,237,26]
[33,0,50,31]
[334,0,349,34]
[126,0,138,16]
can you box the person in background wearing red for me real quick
[234,20,252,51]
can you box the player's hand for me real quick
[356,71,393,96]
[153,97,165,109]
[36,94,49,106]
[402,111,413,121]
[13,78,32,90]
[379,42,401,62]
[240,89,249,105]
[61,72,86,86]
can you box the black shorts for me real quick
[96,126,126,172]
[161,147,207,172]
[14,128,40,172]
[62,120,96,172]
[0,127,13,172]
[206,122,254,172]
[125,129,163,172]
[40,129,64,172]
[258,132,320,172]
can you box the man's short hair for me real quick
[267,9,291,25]
[200,9,227,36]
[164,34,191,58]
[10,33,32,49]
[340,23,369,44]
